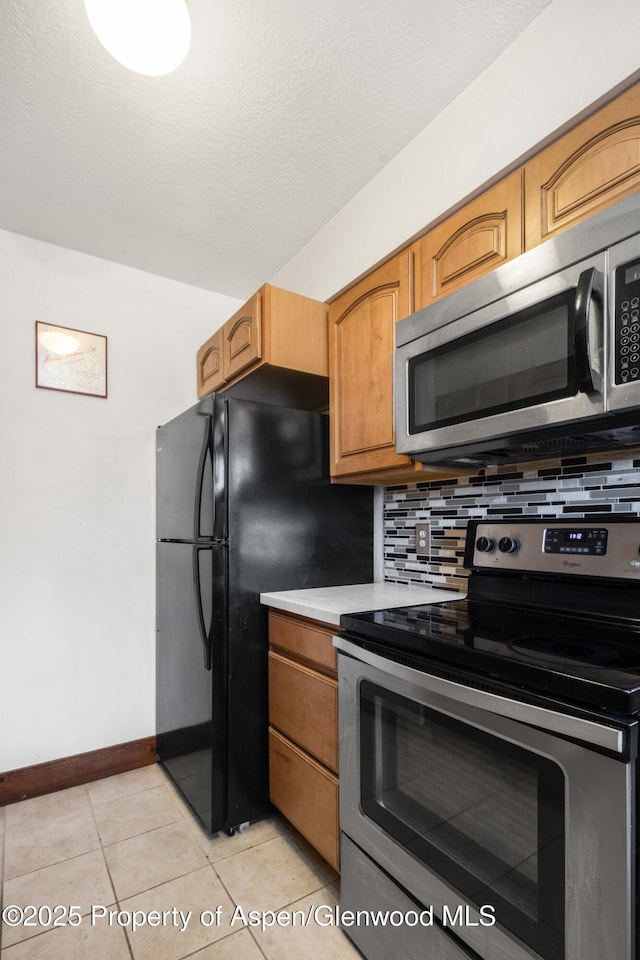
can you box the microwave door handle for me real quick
[574,267,600,392]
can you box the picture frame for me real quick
[35,322,108,398]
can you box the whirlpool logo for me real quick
[562,560,582,568]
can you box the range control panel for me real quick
[542,527,607,556]
[467,520,640,579]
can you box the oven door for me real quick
[336,638,636,960]
[394,256,606,464]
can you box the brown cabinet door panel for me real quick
[196,327,225,397]
[224,291,262,380]
[329,250,415,477]
[268,611,337,674]
[269,727,339,870]
[525,82,640,248]
[417,170,522,307]
[337,286,397,455]
[268,651,338,771]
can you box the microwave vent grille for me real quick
[521,436,584,453]
[437,424,640,468]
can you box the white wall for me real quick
[4,0,640,774]
[272,0,640,301]
[0,231,241,770]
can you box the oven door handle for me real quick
[334,636,633,755]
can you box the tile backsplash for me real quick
[384,451,640,593]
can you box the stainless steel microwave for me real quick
[395,193,640,467]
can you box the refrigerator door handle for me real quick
[193,546,212,671]
[194,415,212,541]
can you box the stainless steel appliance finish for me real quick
[394,192,640,467]
[468,518,640,579]
[340,832,481,960]
[337,643,633,960]
[335,519,640,960]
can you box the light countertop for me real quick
[260,582,465,626]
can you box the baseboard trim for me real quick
[0,736,157,806]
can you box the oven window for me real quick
[408,290,576,434]
[360,681,565,960]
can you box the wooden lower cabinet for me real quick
[269,652,337,770]
[267,610,340,870]
[269,728,339,870]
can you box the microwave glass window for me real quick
[409,293,576,433]
[359,681,565,960]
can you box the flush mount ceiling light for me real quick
[84,0,191,77]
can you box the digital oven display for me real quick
[543,527,608,556]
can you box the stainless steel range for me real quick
[335,518,640,960]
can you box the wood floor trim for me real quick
[0,736,157,806]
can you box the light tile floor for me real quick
[0,765,361,959]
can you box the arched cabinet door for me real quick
[197,328,225,397]
[416,170,522,307]
[223,292,262,381]
[525,82,640,249]
[328,250,417,481]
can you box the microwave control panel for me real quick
[614,257,640,384]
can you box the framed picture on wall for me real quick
[35,322,108,398]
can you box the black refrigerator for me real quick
[156,394,373,834]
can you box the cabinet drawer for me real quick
[269,727,339,870]
[268,611,337,673]
[268,651,337,771]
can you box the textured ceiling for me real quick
[0,0,553,298]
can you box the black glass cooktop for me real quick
[340,597,640,713]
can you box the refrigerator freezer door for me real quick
[156,541,227,832]
[156,396,217,542]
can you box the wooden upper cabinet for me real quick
[197,284,327,401]
[223,292,262,381]
[197,327,224,395]
[329,250,417,481]
[525,82,640,249]
[416,170,523,308]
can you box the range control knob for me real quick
[498,536,520,555]
[475,536,495,554]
